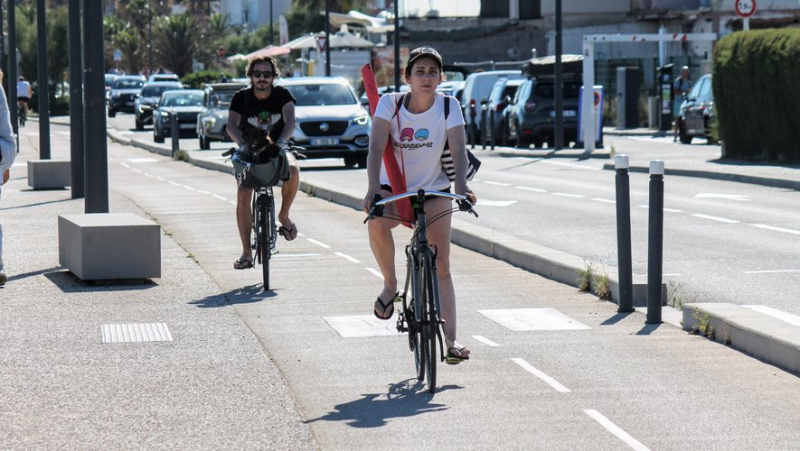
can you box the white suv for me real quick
[461,70,523,143]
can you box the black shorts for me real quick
[380,184,451,199]
[18,97,29,103]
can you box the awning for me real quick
[245,45,291,60]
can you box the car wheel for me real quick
[357,155,368,169]
[533,138,545,149]
[135,117,144,131]
[199,133,210,150]
[704,117,717,144]
[108,108,116,118]
[154,127,165,143]
[679,120,692,144]
[500,121,508,147]
[343,156,358,168]
[515,128,530,149]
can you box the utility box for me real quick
[616,67,640,129]
[657,63,674,132]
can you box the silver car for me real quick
[196,82,247,150]
[278,77,371,168]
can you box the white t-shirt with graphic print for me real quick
[374,92,465,192]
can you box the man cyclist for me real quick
[227,55,299,270]
[16,76,32,119]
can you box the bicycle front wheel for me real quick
[420,252,438,393]
[258,194,271,290]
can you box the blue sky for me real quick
[400,0,480,17]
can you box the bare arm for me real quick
[227,110,244,146]
[362,116,391,212]
[277,101,296,144]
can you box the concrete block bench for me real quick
[28,160,71,189]
[58,213,161,281]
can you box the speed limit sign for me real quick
[735,0,756,18]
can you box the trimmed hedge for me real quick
[713,29,800,162]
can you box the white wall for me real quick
[541,0,629,15]
[221,0,292,28]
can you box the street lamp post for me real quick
[148,0,153,74]
[270,0,274,46]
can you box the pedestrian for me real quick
[227,55,299,270]
[673,65,692,141]
[0,69,18,285]
[362,46,476,363]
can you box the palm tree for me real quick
[152,14,206,77]
[113,30,145,74]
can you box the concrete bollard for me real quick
[615,155,634,313]
[647,160,665,324]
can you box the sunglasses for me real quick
[251,70,274,79]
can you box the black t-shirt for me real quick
[229,85,296,141]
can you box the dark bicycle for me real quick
[17,101,26,128]
[223,143,304,291]
[366,189,477,393]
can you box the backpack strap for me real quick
[392,93,406,119]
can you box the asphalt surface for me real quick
[1,117,799,449]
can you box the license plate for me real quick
[180,123,195,129]
[311,138,339,146]
[550,110,577,117]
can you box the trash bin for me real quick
[616,67,640,129]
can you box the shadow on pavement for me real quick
[600,312,633,326]
[44,270,158,293]
[636,323,662,335]
[304,378,461,428]
[190,284,277,308]
[0,197,74,211]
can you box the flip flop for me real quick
[233,258,254,270]
[446,346,471,365]
[278,223,298,241]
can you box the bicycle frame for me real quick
[252,185,276,290]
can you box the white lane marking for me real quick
[553,192,585,198]
[182,185,196,191]
[128,158,158,163]
[511,358,571,393]
[695,193,750,201]
[365,267,384,279]
[637,205,648,209]
[472,335,500,347]
[750,224,800,235]
[213,194,227,201]
[144,173,154,178]
[120,162,131,169]
[306,238,330,249]
[691,213,739,224]
[156,176,165,181]
[485,181,512,186]
[131,168,143,174]
[744,269,800,274]
[480,200,518,207]
[228,201,236,206]
[584,409,651,451]
[197,190,210,195]
[516,186,548,193]
[743,305,800,326]
[169,181,181,187]
[55,131,71,136]
[540,160,600,171]
[11,162,24,167]
[663,274,683,277]
[272,253,321,259]
[635,205,682,213]
[592,198,615,204]
[334,252,360,263]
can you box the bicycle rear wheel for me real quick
[406,298,425,380]
[421,253,438,393]
[258,194,271,290]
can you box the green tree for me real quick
[113,29,145,75]
[152,14,206,77]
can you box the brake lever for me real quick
[363,194,384,224]
[222,147,236,158]
[457,199,479,218]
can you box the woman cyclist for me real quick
[362,46,476,363]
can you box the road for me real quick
[11,117,800,449]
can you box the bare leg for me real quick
[236,185,254,262]
[367,189,400,313]
[278,159,299,231]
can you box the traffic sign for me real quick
[315,37,327,54]
[735,0,756,18]
[113,49,122,61]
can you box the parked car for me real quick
[148,73,180,83]
[677,74,715,144]
[278,77,371,168]
[483,78,524,146]
[104,74,118,103]
[506,76,582,148]
[134,81,183,130]
[153,90,204,143]
[107,75,146,117]
[461,70,524,143]
[196,82,248,150]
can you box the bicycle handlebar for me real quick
[365,189,478,222]
[222,144,307,159]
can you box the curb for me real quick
[601,163,800,191]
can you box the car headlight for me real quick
[160,111,170,118]
[112,92,121,98]
[352,115,369,126]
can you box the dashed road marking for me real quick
[365,267,384,279]
[750,224,800,235]
[169,181,181,187]
[485,181,512,186]
[480,200,518,207]
[744,269,800,274]
[584,409,651,451]
[592,198,615,204]
[516,186,548,193]
[306,238,330,249]
[691,213,739,224]
[540,160,600,171]
[183,185,196,191]
[335,252,360,263]
[553,192,585,198]
[213,194,227,201]
[197,190,210,195]
[472,335,500,347]
[511,358,571,393]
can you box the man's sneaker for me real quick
[0,271,7,285]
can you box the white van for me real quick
[461,70,523,142]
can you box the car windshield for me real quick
[113,79,144,89]
[532,82,581,98]
[162,93,203,107]
[209,91,236,107]
[285,84,357,106]
[141,85,181,97]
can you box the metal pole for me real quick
[8,0,17,138]
[83,0,109,213]
[148,0,152,74]
[0,0,4,75]
[68,0,84,198]
[393,0,400,91]
[646,160,664,324]
[489,109,495,150]
[269,0,274,45]
[554,0,563,150]
[615,155,633,312]
[480,104,487,149]
[324,0,330,77]
[170,110,179,156]
[36,0,51,160]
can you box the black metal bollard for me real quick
[489,109,496,150]
[480,106,487,150]
[469,119,476,149]
[171,110,179,156]
[646,160,665,324]
[615,155,634,313]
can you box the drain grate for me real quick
[101,323,173,343]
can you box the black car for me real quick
[677,74,715,144]
[107,75,146,117]
[134,81,183,130]
[506,76,582,148]
[484,78,524,146]
[153,90,204,143]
